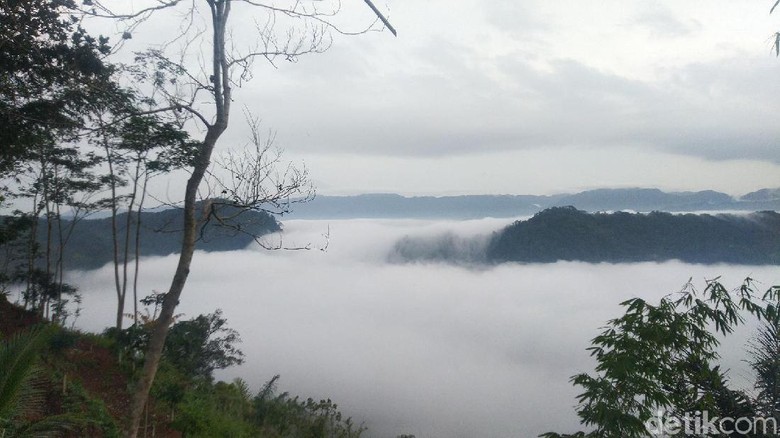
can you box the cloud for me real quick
[632,5,701,38]
[238,37,780,166]
[65,218,780,437]
[89,0,780,197]
[204,0,780,170]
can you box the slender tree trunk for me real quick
[25,191,40,310]
[125,2,231,435]
[43,161,53,319]
[121,159,140,324]
[133,171,149,326]
[55,190,64,322]
[125,125,225,437]
[104,139,125,330]
[125,0,231,438]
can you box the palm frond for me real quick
[0,325,55,424]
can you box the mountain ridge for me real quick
[2,202,281,271]
[285,187,779,219]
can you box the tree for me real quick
[12,141,100,322]
[163,309,244,381]
[1,0,166,327]
[749,316,780,423]
[541,278,780,438]
[0,0,113,176]
[76,2,396,436]
[94,110,193,330]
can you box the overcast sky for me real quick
[103,0,780,197]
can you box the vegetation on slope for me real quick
[3,201,281,272]
[0,294,367,438]
[487,207,780,265]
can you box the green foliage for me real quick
[542,278,780,438]
[0,324,81,437]
[488,207,780,265]
[254,375,366,438]
[14,268,79,320]
[0,216,32,248]
[0,0,113,175]
[0,325,53,427]
[58,379,120,438]
[163,309,244,381]
[160,371,366,437]
[749,317,780,421]
[171,380,256,438]
[0,307,365,437]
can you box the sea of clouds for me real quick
[65,218,780,437]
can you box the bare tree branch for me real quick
[208,112,315,217]
[363,0,396,36]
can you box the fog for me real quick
[65,218,780,437]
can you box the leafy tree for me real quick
[163,309,244,381]
[0,0,178,328]
[541,278,780,438]
[749,317,780,422]
[94,110,194,330]
[0,0,113,175]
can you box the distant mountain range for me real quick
[8,188,778,270]
[285,187,780,219]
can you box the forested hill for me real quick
[486,207,780,265]
[31,202,280,271]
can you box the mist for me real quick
[65,218,780,437]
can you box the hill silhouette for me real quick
[24,201,281,271]
[487,207,780,265]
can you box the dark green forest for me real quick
[487,207,780,265]
[2,201,280,271]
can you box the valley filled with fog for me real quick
[67,218,780,437]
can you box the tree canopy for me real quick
[542,278,780,437]
[0,0,113,175]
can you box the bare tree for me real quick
[199,114,323,249]
[79,1,395,436]
[210,114,315,211]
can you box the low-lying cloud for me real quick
[66,218,780,437]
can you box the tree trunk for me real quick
[104,137,125,331]
[133,171,149,326]
[125,2,232,435]
[124,124,225,437]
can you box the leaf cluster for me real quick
[543,278,780,437]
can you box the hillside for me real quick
[0,295,181,437]
[0,293,369,437]
[487,207,780,265]
[24,201,281,271]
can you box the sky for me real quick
[95,0,780,197]
[67,218,780,437]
